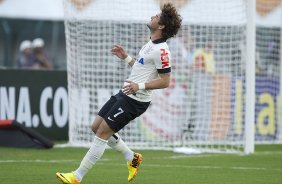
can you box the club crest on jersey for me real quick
[138,58,145,65]
[160,48,169,68]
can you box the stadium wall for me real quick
[0,69,68,140]
[0,69,281,143]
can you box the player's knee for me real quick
[95,121,114,139]
[91,115,104,133]
[91,123,97,133]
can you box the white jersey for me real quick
[125,38,171,102]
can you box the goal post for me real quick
[62,0,259,153]
[245,0,255,154]
[280,12,282,145]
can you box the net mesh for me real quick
[63,0,282,152]
[256,0,282,143]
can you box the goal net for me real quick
[63,0,263,153]
[256,0,282,144]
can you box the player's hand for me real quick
[111,45,127,60]
[122,80,139,95]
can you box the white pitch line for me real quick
[0,159,281,172]
[142,164,268,170]
[254,151,282,155]
[0,159,77,163]
[169,154,221,159]
[0,158,109,163]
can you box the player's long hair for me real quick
[159,3,182,40]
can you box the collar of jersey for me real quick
[151,38,166,44]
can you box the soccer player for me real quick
[56,3,182,184]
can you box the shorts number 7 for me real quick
[114,107,124,117]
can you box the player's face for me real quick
[147,13,161,31]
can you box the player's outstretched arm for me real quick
[111,45,135,66]
[144,73,170,90]
[122,73,170,95]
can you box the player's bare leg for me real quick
[92,116,141,182]
[57,120,112,183]
[92,116,134,161]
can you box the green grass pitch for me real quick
[0,144,281,184]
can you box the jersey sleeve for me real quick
[153,47,171,74]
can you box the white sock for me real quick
[74,136,108,181]
[108,133,134,161]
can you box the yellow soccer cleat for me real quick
[127,153,143,182]
[56,172,80,184]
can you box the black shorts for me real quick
[98,91,150,132]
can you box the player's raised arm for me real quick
[111,45,135,66]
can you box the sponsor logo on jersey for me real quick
[160,48,169,68]
[138,58,145,65]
